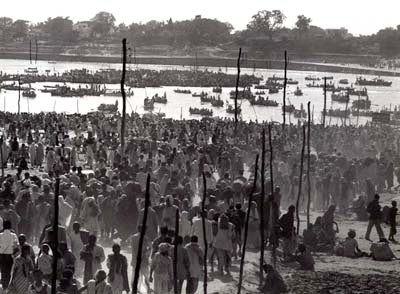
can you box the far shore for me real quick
[1,51,400,77]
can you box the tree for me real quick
[12,20,29,39]
[247,10,285,40]
[295,15,311,34]
[43,17,77,43]
[91,11,116,38]
[0,17,13,41]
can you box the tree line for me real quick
[1,10,400,57]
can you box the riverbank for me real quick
[1,50,399,77]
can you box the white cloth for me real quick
[0,229,18,254]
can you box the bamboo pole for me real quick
[121,38,127,154]
[201,172,208,294]
[268,123,277,267]
[51,178,60,294]
[234,48,242,130]
[296,125,306,235]
[238,155,259,294]
[259,128,266,284]
[323,77,327,127]
[35,39,38,64]
[282,51,288,131]
[132,175,151,294]
[306,102,311,228]
[173,208,179,294]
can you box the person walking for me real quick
[0,220,19,290]
[365,194,385,241]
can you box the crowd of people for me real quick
[0,110,399,294]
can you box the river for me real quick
[1,58,399,125]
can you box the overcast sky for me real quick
[2,0,399,35]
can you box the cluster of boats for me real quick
[189,107,213,116]
[143,93,168,110]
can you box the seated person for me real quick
[295,244,315,271]
[343,230,366,258]
[303,224,317,251]
[260,264,288,293]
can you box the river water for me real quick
[1,58,399,125]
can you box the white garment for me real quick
[0,229,18,254]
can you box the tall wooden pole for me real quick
[201,172,208,294]
[173,209,179,294]
[29,40,32,64]
[268,123,277,267]
[306,102,311,227]
[238,155,259,294]
[296,125,306,235]
[234,48,242,130]
[323,77,327,127]
[259,128,266,284]
[51,178,60,294]
[0,136,4,179]
[132,175,151,294]
[35,39,38,64]
[121,39,127,155]
[282,51,288,131]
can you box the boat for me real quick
[324,109,350,117]
[0,82,30,91]
[229,89,255,100]
[200,95,212,103]
[24,67,38,74]
[348,87,368,97]
[331,91,350,103]
[98,101,118,113]
[255,91,266,95]
[22,89,36,98]
[268,87,279,94]
[352,97,371,110]
[212,87,222,93]
[294,87,303,96]
[192,91,206,97]
[226,104,241,114]
[144,97,155,110]
[152,92,167,104]
[305,75,320,81]
[103,88,134,97]
[174,89,191,94]
[355,77,392,87]
[254,85,268,89]
[249,96,278,107]
[339,79,349,85]
[210,97,224,107]
[282,105,295,113]
[189,107,213,116]
[294,105,307,118]
[306,82,335,89]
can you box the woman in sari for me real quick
[8,245,34,294]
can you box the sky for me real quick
[2,0,400,35]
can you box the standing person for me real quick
[213,214,235,276]
[150,243,173,294]
[175,236,190,294]
[365,194,385,241]
[80,235,105,284]
[106,244,129,294]
[185,236,203,294]
[131,224,151,292]
[67,222,86,277]
[8,244,34,294]
[388,200,398,242]
[279,205,296,261]
[0,220,19,290]
[85,270,112,294]
[28,269,50,294]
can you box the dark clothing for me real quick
[0,253,13,289]
[279,212,294,238]
[367,199,382,220]
[389,207,398,236]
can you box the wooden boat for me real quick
[144,97,155,110]
[189,107,213,116]
[255,91,266,95]
[226,104,241,114]
[268,87,279,94]
[249,96,278,107]
[229,89,255,100]
[22,89,36,98]
[331,91,350,103]
[339,79,349,85]
[210,97,223,107]
[355,77,392,87]
[192,91,206,97]
[305,75,320,81]
[98,101,118,113]
[324,109,350,117]
[152,92,167,104]
[24,67,38,74]
[103,89,134,97]
[254,85,268,89]
[212,87,222,93]
[282,105,295,113]
[174,89,191,94]
[352,97,371,110]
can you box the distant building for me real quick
[73,21,92,39]
[195,15,202,20]
[325,27,352,39]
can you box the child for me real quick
[343,230,365,258]
[389,201,398,242]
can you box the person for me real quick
[365,194,385,241]
[279,205,295,261]
[106,243,129,294]
[80,235,105,284]
[303,224,317,252]
[150,243,173,294]
[67,222,87,277]
[343,230,364,258]
[84,270,112,294]
[260,264,288,293]
[175,236,190,294]
[185,236,203,294]
[130,224,151,292]
[0,220,19,289]
[28,269,50,294]
[213,214,234,276]
[18,234,36,264]
[151,226,168,258]
[8,244,34,294]
[60,242,76,273]
[388,200,398,242]
[37,244,53,281]
[295,244,315,271]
